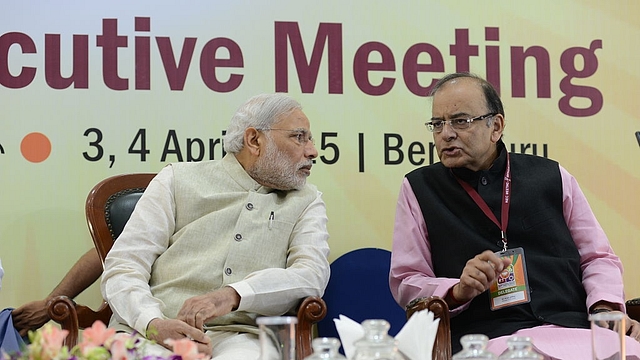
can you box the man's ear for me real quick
[491,114,505,143]
[244,127,262,156]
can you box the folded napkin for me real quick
[333,310,439,360]
[396,309,439,360]
[333,315,365,359]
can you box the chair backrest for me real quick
[316,248,407,341]
[48,173,156,344]
[85,173,156,263]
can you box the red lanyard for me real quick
[453,152,511,251]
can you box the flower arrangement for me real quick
[1,321,209,360]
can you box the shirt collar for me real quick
[222,153,275,194]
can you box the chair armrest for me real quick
[77,301,112,329]
[627,298,640,322]
[47,295,112,348]
[47,296,80,347]
[296,296,327,359]
[406,296,451,360]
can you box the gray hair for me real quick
[223,93,302,153]
[429,72,505,117]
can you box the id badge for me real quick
[489,247,531,311]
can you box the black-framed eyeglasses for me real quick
[425,113,497,133]
[261,128,315,146]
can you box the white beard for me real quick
[249,138,311,190]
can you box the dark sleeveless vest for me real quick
[406,146,589,352]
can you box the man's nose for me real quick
[305,141,318,159]
[439,121,458,139]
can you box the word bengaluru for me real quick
[1,18,602,117]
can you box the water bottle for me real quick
[497,336,543,360]
[452,334,497,359]
[352,319,408,360]
[303,337,348,360]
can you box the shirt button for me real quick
[481,177,488,186]
[225,268,232,275]
[234,233,242,241]
[246,203,254,210]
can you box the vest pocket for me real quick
[521,207,554,229]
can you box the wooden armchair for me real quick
[48,173,155,346]
[47,173,326,359]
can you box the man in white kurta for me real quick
[101,94,330,359]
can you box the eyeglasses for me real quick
[261,128,315,146]
[425,113,497,133]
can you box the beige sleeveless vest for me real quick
[149,154,317,333]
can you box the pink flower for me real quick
[5,320,213,360]
[33,324,69,360]
[108,335,129,360]
[79,320,116,354]
[164,338,209,360]
[41,324,68,349]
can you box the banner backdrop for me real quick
[1,1,639,311]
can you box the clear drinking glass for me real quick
[590,311,626,360]
[303,337,348,360]
[453,334,497,359]
[257,316,297,360]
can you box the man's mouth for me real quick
[441,146,461,156]
[299,164,312,175]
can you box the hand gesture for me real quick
[12,299,50,337]
[453,250,512,304]
[624,314,640,342]
[176,287,240,330]
[146,318,212,356]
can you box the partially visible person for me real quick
[389,72,640,358]
[12,248,102,337]
[101,93,330,359]
[0,258,4,291]
[1,255,27,354]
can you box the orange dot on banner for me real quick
[21,132,52,163]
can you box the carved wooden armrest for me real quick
[47,296,80,347]
[47,296,112,348]
[406,296,452,360]
[296,296,327,359]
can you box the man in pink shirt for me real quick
[389,72,640,358]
